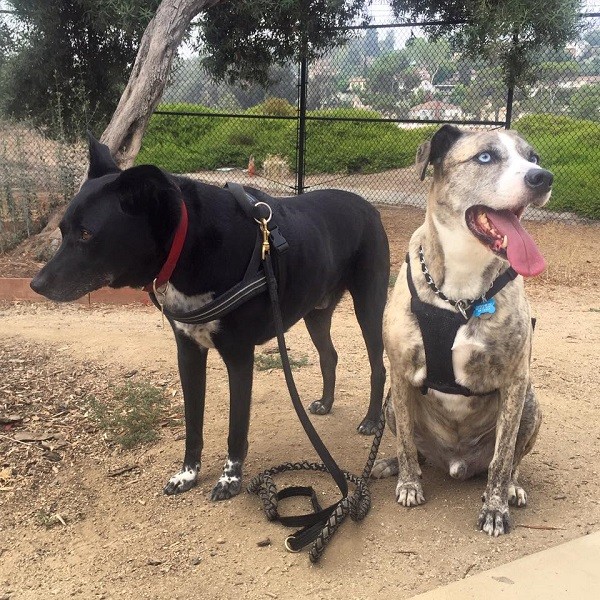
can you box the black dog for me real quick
[31,136,390,500]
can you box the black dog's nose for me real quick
[524,168,553,191]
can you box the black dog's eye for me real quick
[476,152,493,164]
[529,153,540,165]
[80,229,93,242]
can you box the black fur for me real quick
[31,137,390,500]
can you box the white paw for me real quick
[164,464,199,495]
[508,483,528,507]
[396,481,425,507]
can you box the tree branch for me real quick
[100,0,224,168]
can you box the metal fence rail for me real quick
[1,14,599,252]
[139,15,600,225]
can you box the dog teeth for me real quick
[501,235,508,249]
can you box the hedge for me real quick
[137,105,598,219]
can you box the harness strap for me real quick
[149,183,290,324]
[149,232,267,324]
[226,182,289,296]
[406,253,518,397]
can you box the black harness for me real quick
[149,183,288,323]
[406,254,518,397]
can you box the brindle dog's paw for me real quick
[478,503,511,536]
[210,459,243,501]
[164,464,199,495]
[308,399,332,415]
[396,480,425,506]
[357,416,379,435]
[371,457,399,479]
[508,484,528,507]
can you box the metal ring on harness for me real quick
[253,201,272,224]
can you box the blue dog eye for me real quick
[529,154,539,164]
[476,152,492,164]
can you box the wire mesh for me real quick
[141,15,600,224]
[0,14,599,253]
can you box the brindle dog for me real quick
[374,125,552,536]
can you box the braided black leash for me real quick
[247,370,388,562]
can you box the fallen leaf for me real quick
[0,414,22,424]
[14,431,55,442]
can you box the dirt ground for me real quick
[1,207,599,600]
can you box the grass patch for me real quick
[254,352,310,371]
[86,382,167,449]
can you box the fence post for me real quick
[295,56,308,195]
[505,86,514,129]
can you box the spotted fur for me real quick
[378,126,548,536]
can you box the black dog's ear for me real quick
[113,164,175,216]
[415,125,463,181]
[87,131,120,179]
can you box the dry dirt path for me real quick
[1,281,599,600]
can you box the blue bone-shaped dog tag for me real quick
[472,297,496,318]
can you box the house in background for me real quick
[408,100,464,120]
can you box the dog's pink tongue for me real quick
[486,209,546,277]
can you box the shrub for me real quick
[138,104,436,176]
[137,107,599,220]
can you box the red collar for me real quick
[144,199,188,293]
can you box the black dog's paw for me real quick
[478,504,511,537]
[210,458,243,501]
[164,464,199,495]
[308,399,332,416]
[210,477,242,501]
[357,416,378,435]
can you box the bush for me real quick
[136,103,221,173]
[138,103,436,176]
[305,110,435,174]
[138,107,599,220]
[514,115,600,219]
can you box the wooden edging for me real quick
[0,278,151,306]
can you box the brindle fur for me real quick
[375,125,550,536]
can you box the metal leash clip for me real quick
[152,278,166,327]
[455,299,469,320]
[260,218,270,260]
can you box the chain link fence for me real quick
[1,12,599,252]
[140,14,600,224]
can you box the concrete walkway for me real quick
[409,532,600,599]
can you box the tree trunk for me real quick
[100,0,223,168]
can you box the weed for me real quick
[36,510,67,529]
[254,352,309,371]
[86,382,167,449]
